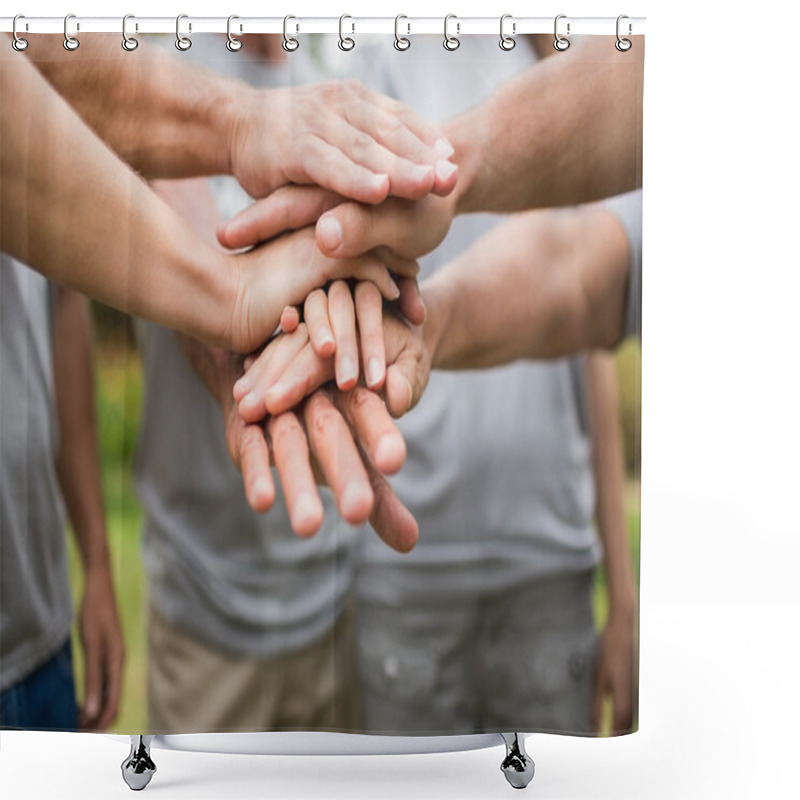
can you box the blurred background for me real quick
[67,304,642,732]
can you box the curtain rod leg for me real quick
[500,733,535,789]
[121,735,157,791]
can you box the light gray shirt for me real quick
[0,253,71,692]
[134,38,368,660]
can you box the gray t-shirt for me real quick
[0,253,71,692]
[603,190,643,341]
[134,38,367,660]
[307,37,602,604]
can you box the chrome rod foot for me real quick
[121,735,156,791]
[500,733,535,789]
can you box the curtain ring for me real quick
[615,14,632,51]
[227,15,243,52]
[63,13,80,51]
[394,14,410,51]
[339,15,355,51]
[175,14,192,51]
[553,14,570,51]
[443,14,460,51]
[282,15,299,51]
[499,14,516,51]
[122,14,139,51]
[12,15,29,51]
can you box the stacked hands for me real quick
[209,83,460,554]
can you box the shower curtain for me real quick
[0,14,643,758]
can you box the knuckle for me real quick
[351,130,375,159]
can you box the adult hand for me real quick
[218,184,457,264]
[230,82,458,205]
[78,567,124,731]
[592,609,637,734]
[221,353,416,552]
[235,311,432,422]
[225,226,420,354]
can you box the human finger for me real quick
[337,386,406,476]
[239,423,276,512]
[365,460,419,553]
[396,277,426,326]
[320,118,436,201]
[217,186,342,250]
[268,412,324,537]
[280,306,301,334]
[235,326,310,418]
[354,281,385,390]
[303,289,335,358]
[300,135,390,205]
[303,391,373,525]
[263,344,335,416]
[328,281,359,391]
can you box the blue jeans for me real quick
[0,639,78,730]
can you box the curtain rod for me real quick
[1,16,646,38]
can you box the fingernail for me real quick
[435,138,455,159]
[390,279,401,300]
[85,697,99,718]
[251,476,272,508]
[402,376,414,412]
[338,356,358,388]
[341,482,372,520]
[239,392,261,416]
[233,376,250,400]
[317,329,335,353]
[317,216,343,252]
[375,434,406,473]
[293,492,322,536]
[435,159,458,183]
[264,382,287,411]
[371,173,390,193]
[366,357,384,388]
[412,163,434,183]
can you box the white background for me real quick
[2,0,799,798]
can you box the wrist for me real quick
[420,277,454,370]
[442,105,491,216]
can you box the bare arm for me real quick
[53,286,124,732]
[584,351,637,734]
[423,205,632,369]
[18,35,453,202]
[447,36,644,215]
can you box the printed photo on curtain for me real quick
[0,16,643,789]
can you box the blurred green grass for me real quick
[68,337,642,734]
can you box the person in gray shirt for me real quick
[1,254,123,731]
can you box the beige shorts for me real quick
[147,604,359,734]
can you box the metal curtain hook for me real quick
[394,14,410,51]
[122,14,138,51]
[499,14,516,51]
[12,14,29,51]
[63,13,79,51]
[553,14,570,51]
[443,14,460,51]
[282,15,299,51]
[339,14,355,51]
[616,14,632,51]
[227,15,243,51]
[175,14,192,51]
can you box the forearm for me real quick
[1,54,235,346]
[445,36,643,215]
[24,35,240,179]
[53,287,110,571]
[585,352,636,615]
[422,205,630,368]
